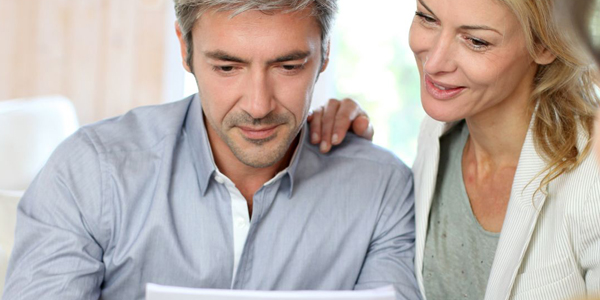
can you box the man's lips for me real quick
[424,74,466,100]
[238,125,279,140]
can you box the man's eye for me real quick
[216,66,234,72]
[283,65,300,70]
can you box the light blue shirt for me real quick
[3,95,420,300]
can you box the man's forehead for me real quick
[193,7,322,62]
[203,49,312,64]
[193,6,320,36]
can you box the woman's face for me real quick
[409,0,549,123]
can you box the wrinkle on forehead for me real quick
[421,0,519,38]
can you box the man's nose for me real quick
[423,33,458,76]
[241,70,276,120]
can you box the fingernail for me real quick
[312,133,319,143]
[332,134,339,145]
[320,141,328,152]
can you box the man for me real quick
[2,1,419,299]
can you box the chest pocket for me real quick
[510,257,584,299]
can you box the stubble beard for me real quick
[218,112,300,168]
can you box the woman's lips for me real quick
[238,125,279,140]
[424,74,466,100]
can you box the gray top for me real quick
[3,95,421,300]
[422,122,499,300]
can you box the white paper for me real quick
[146,283,396,300]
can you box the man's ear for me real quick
[175,22,192,73]
[320,40,331,73]
[534,44,557,65]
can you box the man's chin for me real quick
[234,150,285,169]
[242,134,277,146]
[229,138,293,169]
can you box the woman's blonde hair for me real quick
[500,0,599,189]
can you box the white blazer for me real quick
[412,116,600,300]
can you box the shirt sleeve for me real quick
[354,168,422,300]
[3,129,107,300]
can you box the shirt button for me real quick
[235,218,247,228]
[215,176,224,184]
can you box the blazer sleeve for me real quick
[580,176,600,297]
[354,168,422,300]
[2,129,107,300]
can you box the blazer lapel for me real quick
[483,125,548,300]
[413,117,457,298]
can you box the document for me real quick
[146,283,396,300]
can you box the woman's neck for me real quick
[464,100,532,168]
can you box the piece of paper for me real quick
[146,283,396,300]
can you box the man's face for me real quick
[179,8,327,168]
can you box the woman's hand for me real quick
[307,98,374,153]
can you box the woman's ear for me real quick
[534,44,557,65]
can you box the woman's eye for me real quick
[415,11,437,24]
[466,37,490,50]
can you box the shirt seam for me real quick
[75,128,108,250]
[79,126,180,155]
[302,143,408,173]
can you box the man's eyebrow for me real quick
[204,50,248,63]
[459,25,502,35]
[268,51,311,64]
[418,0,437,18]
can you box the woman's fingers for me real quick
[308,106,324,145]
[307,98,373,153]
[351,115,374,141]
[331,98,375,145]
[319,99,342,153]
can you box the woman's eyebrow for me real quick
[418,0,437,18]
[459,25,503,36]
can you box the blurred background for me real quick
[0,0,423,165]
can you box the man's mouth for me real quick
[238,125,279,140]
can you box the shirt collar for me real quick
[183,94,216,196]
[183,94,306,198]
[282,125,306,198]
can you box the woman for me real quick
[309,0,600,299]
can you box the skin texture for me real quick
[176,7,328,208]
[411,0,537,124]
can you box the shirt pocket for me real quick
[510,257,585,299]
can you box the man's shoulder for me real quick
[77,96,194,154]
[302,132,411,178]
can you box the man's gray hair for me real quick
[174,0,338,72]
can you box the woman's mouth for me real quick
[424,74,466,100]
